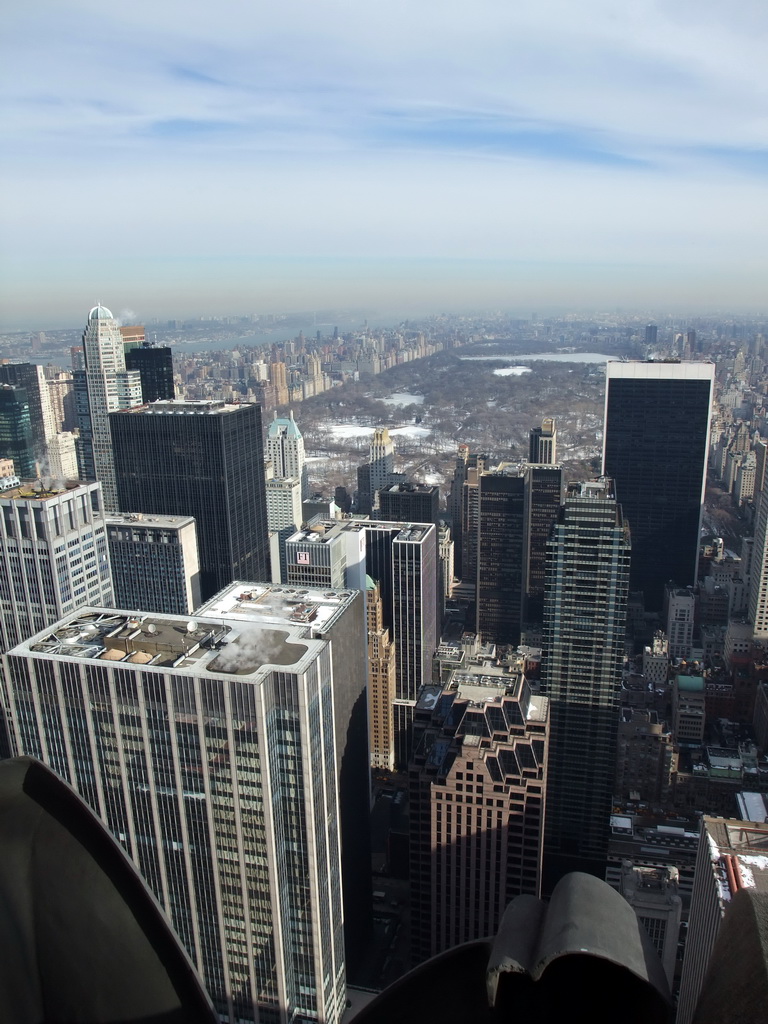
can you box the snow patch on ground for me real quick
[493,366,532,377]
[381,393,425,406]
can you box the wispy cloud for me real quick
[1,0,767,323]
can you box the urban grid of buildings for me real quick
[1,304,768,1020]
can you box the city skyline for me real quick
[2,3,767,328]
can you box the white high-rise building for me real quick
[0,479,113,653]
[266,410,308,498]
[266,475,304,584]
[75,305,143,510]
[2,584,366,1024]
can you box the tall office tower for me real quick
[749,473,768,637]
[528,417,557,464]
[2,591,360,1024]
[270,360,289,405]
[392,524,438,766]
[0,480,113,653]
[265,410,308,498]
[196,582,371,987]
[408,661,549,964]
[369,427,395,507]
[47,371,77,431]
[602,361,714,612]
[119,324,146,348]
[266,476,303,582]
[438,521,454,600]
[356,462,373,516]
[686,329,697,353]
[541,479,630,887]
[75,305,143,511]
[0,385,36,478]
[677,816,768,1024]
[644,324,658,347]
[664,585,696,659]
[522,463,564,625]
[110,401,270,602]
[306,517,439,767]
[124,342,175,403]
[0,363,57,464]
[378,482,440,525]
[447,443,469,579]
[460,453,487,590]
[45,431,78,480]
[106,512,201,614]
[367,579,396,770]
[476,466,525,646]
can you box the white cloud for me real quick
[1,1,767,323]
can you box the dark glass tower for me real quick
[602,361,713,612]
[110,401,270,600]
[476,467,525,646]
[522,463,564,625]
[124,343,175,402]
[0,385,35,478]
[541,479,630,889]
[378,481,440,525]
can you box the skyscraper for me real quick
[106,512,201,614]
[528,417,557,464]
[2,589,356,1024]
[124,342,175,403]
[0,385,35,479]
[75,305,143,511]
[377,481,440,525]
[0,363,57,466]
[602,360,713,611]
[522,462,564,626]
[408,659,549,963]
[265,410,308,498]
[476,466,525,646]
[304,518,439,767]
[541,479,630,886]
[110,400,270,601]
[0,480,113,654]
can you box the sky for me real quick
[2,1,767,328]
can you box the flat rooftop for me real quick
[117,400,246,416]
[0,480,90,502]
[6,585,359,679]
[196,580,358,634]
[106,512,195,529]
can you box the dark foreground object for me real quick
[352,872,673,1024]
[0,756,216,1024]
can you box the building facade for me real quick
[377,482,440,525]
[528,417,557,464]
[110,400,270,601]
[265,411,308,499]
[75,305,143,511]
[124,342,176,403]
[408,662,549,963]
[475,467,525,646]
[602,361,714,611]
[0,480,113,654]
[541,479,631,886]
[1,590,365,1024]
[106,512,201,615]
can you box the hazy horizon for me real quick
[3,3,767,330]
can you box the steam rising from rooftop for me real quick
[209,627,307,675]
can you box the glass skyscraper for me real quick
[110,401,270,601]
[541,479,630,888]
[602,360,714,612]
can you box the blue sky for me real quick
[2,1,767,327]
